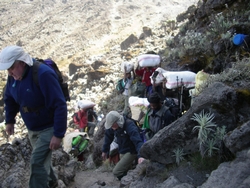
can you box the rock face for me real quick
[1,0,250,188]
[198,149,250,188]
[0,136,78,188]
[120,34,138,50]
[224,120,250,154]
[140,82,241,164]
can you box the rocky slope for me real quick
[0,0,198,67]
[1,0,250,188]
[0,0,199,118]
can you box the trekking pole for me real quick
[176,76,180,113]
[179,79,184,117]
[176,76,179,99]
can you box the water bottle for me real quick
[79,139,89,152]
[72,135,82,146]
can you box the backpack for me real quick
[86,108,98,122]
[143,105,174,140]
[116,78,127,94]
[70,135,89,157]
[125,116,146,142]
[128,80,146,97]
[33,58,70,102]
[163,97,181,120]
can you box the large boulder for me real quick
[199,148,250,188]
[120,34,138,50]
[69,63,83,76]
[224,120,250,154]
[140,82,246,164]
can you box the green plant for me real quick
[204,139,219,157]
[214,126,227,141]
[172,148,185,166]
[191,110,217,157]
[200,57,250,93]
[179,30,208,55]
[192,110,217,144]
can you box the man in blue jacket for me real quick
[102,111,145,180]
[0,46,67,188]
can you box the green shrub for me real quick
[200,57,250,93]
[191,110,217,144]
[189,152,220,171]
[172,148,185,166]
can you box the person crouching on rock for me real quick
[102,111,145,180]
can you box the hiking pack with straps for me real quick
[163,97,181,120]
[124,116,146,142]
[86,108,98,122]
[116,78,127,94]
[33,58,70,102]
[142,105,174,141]
[70,134,89,157]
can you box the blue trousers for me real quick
[28,127,57,188]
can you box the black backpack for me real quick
[86,108,98,122]
[163,97,181,120]
[124,116,145,142]
[33,58,70,102]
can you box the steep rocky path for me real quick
[71,170,120,188]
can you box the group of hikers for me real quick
[0,33,249,187]
[67,52,177,180]
[101,52,180,181]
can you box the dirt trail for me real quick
[69,169,120,188]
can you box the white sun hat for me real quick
[0,45,33,70]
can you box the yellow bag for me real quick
[194,70,210,95]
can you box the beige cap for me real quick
[104,111,124,129]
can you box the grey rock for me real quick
[140,82,239,164]
[224,120,250,154]
[199,149,250,188]
[120,34,138,50]
[156,176,181,188]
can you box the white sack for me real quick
[150,67,168,85]
[163,71,196,89]
[130,106,142,121]
[129,96,149,107]
[137,54,161,67]
[77,100,96,109]
[121,61,134,73]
